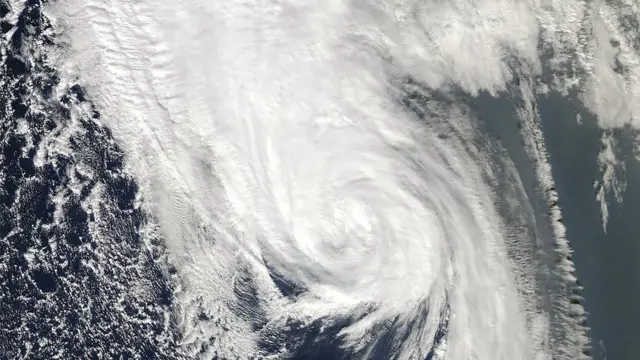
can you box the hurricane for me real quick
[7,0,640,358]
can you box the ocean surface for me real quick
[2,0,640,359]
[539,91,640,360]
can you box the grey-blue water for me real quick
[476,83,639,359]
[539,91,640,360]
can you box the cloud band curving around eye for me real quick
[47,0,597,359]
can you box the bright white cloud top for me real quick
[43,0,640,358]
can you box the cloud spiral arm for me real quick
[44,0,605,358]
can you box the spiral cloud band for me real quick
[46,0,597,358]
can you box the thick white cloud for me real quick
[43,0,620,358]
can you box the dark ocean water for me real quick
[0,1,183,358]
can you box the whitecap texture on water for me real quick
[45,0,592,359]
